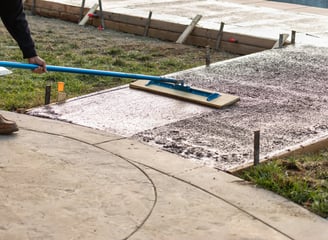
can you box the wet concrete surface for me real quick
[28,45,328,171]
[28,85,214,137]
[133,45,328,170]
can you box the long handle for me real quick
[0,61,181,84]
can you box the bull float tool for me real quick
[0,61,239,108]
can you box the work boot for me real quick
[0,114,19,134]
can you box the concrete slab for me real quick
[1,110,327,239]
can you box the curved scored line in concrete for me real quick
[34,130,293,239]
[2,110,324,239]
[0,128,156,240]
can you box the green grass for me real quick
[237,149,328,218]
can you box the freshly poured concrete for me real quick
[27,1,328,169]
[29,86,214,137]
[29,45,328,170]
[134,46,328,170]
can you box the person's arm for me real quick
[1,0,46,73]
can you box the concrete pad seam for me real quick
[173,165,205,175]
[93,137,127,146]
[106,153,295,240]
[17,124,316,239]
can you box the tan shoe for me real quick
[0,114,19,134]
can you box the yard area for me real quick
[1,13,327,219]
[0,13,236,111]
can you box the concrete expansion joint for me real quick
[117,156,294,239]
[93,137,127,146]
[174,165,205,175]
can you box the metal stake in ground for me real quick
[205,46,211,67]
[254,130,260,166]
[45,84,51,105]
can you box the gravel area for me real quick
[133,45,328,170]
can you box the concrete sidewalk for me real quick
[1,110,327,239]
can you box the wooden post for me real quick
[144,11,153,37]
[176,14,202,44]
[215,22,225,50]
[254,130,260,166]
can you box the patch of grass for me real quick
[106,47,123,56]
[112,58,126,67]
[237,149,328,218]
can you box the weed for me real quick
[113,58,126,67]
[106,47,123,56]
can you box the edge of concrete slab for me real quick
[2,110,326,240]
[98,138,328,240]
[1,110,122,145]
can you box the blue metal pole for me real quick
[0,61,181,84]
[0,61,221,101]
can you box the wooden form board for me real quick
[24,0,277,55]
[130,80,240,109]
[176,14,202,44]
